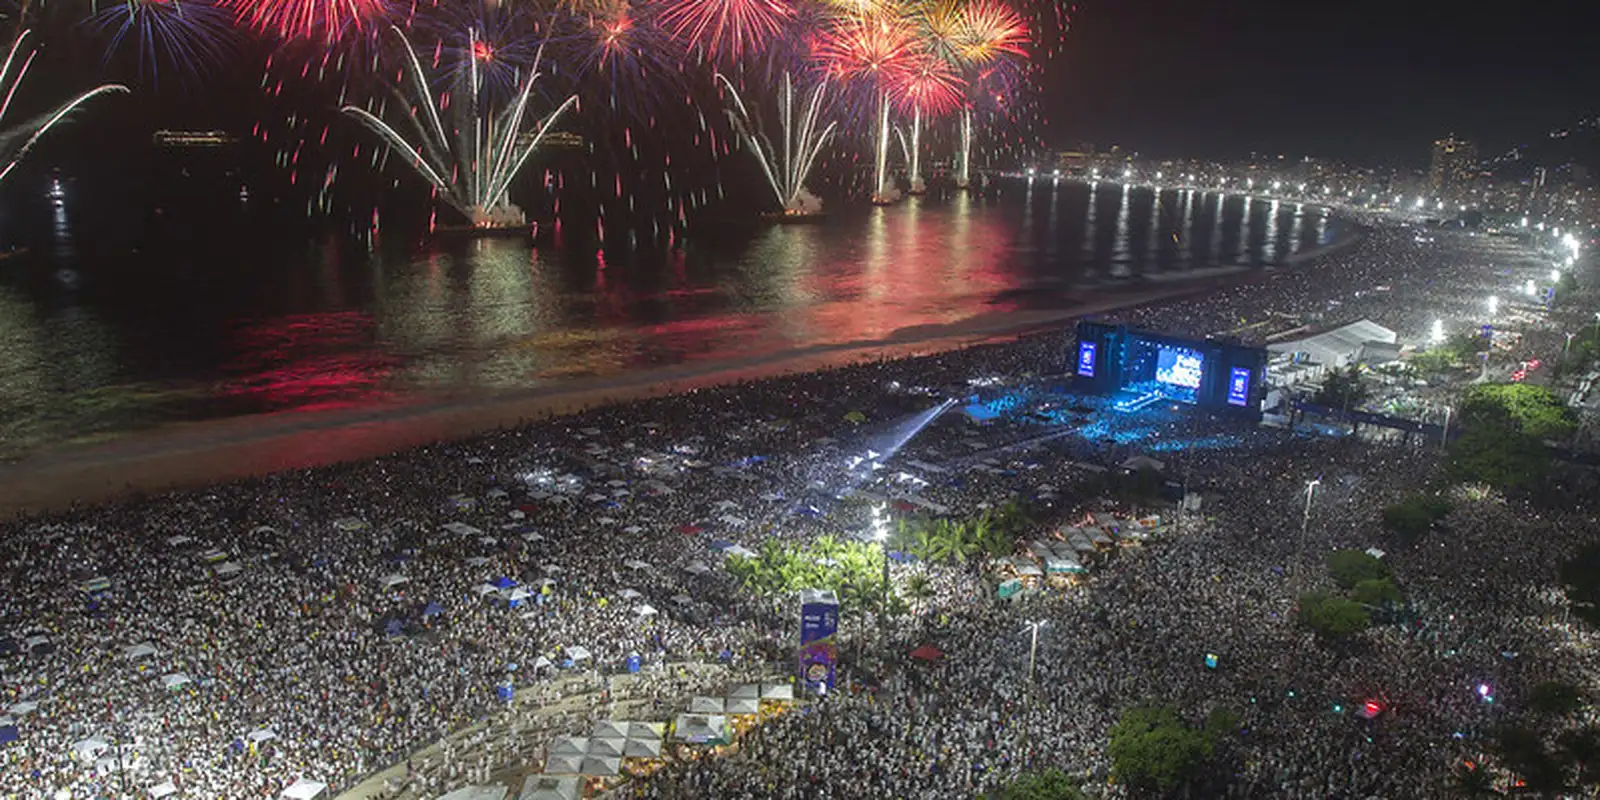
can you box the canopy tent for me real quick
[760,683,795,702]
[587,737,625,758]
[622,737,663,759]
[683,561,711,575]
[548,737,587,757]
[214,562,244,578]
[688,696,724,714]
[7,701,38,717]
[280,779,328,800]
[624,722,665,740]
[672,714,732,745]
[618,589,643,600]
[165,535,193,547]
[910,644,945,662]
[160,673,193,691]
[247,728,278,744]
[623,560,652,571]
[542,754,583,775]
[724,545,757,560]
[378,574,409,589]
[565,646,592,662]
[123,643,159,661]
[147,781,178,798]
[437,786,508,800]
[724,697,759,715]
[632,605,658,618]
[519,775,580,800]
[72,737,110,762]
[579,756,621,777]
[728,684,760,701]
[592,721,630,740]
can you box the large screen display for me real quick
[1076,341,1097,377]
[1227,367,1252,406]
[1155,345,1204,389]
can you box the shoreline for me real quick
[0,286,1211,517]
[0,221,1366,518]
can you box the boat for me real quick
[760,211,827,225]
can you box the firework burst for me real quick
[223,0,389,43]
[956,0,1027,64]
[661,0,795,62]
[341,25,579,227]
[89,0,234,85]
[0,30,129,185]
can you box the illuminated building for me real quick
[1429,135,1478,203]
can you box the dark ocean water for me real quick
[0,177,1336,458]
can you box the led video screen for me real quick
[1227,367,1252,406]
[1155,345,1204,390]
[1076,341,1097,377]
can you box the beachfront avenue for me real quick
[2,219,1598,800]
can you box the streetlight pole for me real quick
[873,504,890,657]
[1025,620,1044,684]
[1296,479,1320,582]
[1440,406,1452,449]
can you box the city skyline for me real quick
[1052,0,1599,166]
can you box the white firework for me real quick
[717,72,837,214]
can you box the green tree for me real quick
[1351,578,1402,609]
[1441,331,1490,364]
[1461,384,1577,441]
[1381,493,1452,547]
[1107,706,1216,794]
[1559,544,1600,628]
[992,768,1085,800]
[1447,761,1501,797]
[1313,365,1370,410]
[1297,591,1371,640]
[1557,726,1600,791]
[1327,549,1392,590]
[1446,425,1549,492]
[903,573,934,615]
[1495,725,1571,798]
[1527,680,1584,716]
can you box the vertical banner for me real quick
[797,589,840,692]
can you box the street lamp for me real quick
[872,504,890,647]
[1296,478,1321,580]
[1022,619,1046,684]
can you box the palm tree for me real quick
[1448,761,1500,797]
[1558,726,1600,792]
[904,573,934,616]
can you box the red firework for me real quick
[812,11,916,87]
[660,0,796,61]
[891,52,964,115]
[223,0,388,42]
[958,0,1029,64]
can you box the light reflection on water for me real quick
[0,180,1339,458]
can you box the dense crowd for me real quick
[2,220,1594,800]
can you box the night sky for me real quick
[1053,0,1599,166]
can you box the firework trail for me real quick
[340,24,578,228]
[892,51,961,193]
[88,0,235,86]
[0,29,130,185]
[813,7,916,203]
[717,71,835,214]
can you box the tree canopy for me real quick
[1107,705,1220,794]
[1461,383,1577,441]
[1380,493,1452,547]
[1312,365,1370,410]
[990,769,1085,800]
[1297,591,1371,640]
[1446,424,1550,491]
[1559,543,1600,628]
[1327,549,1392,590]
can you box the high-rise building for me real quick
[1429,135,1478,202]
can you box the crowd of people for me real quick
[1,219,1595,799]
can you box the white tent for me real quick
[247,728,277,744]
[592,721,630,740]
[579,756,621,777]
[72,738,110,763]
[623,737,663,759]
[475,583,501,597]
[160,673,193,691]
[214,562,244,578]
[378,574,409,589]
[1267,319,1398,368]
[618,589,643,600]
[437,786,508,800]
[280,778,328,800]
[671,714,731,745]
[724,697,759,715]
[724,545,757,560]
[728,684,760,700]
[688,696,724,714]
[566,646,592,662]
[542,755,583,775]
[7,701,38,717]
[123,643,159,661]
[148,781,179,798]
[442,522,482,537]
[623,560,652,571]
[548,737,587,757]
[683,561,710,575]
[587,737,626,758]
[519,775,580,800]
[625,722,665,740]
[760,682,795,702]
[166,535,193,547]
[633,605,658,618]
